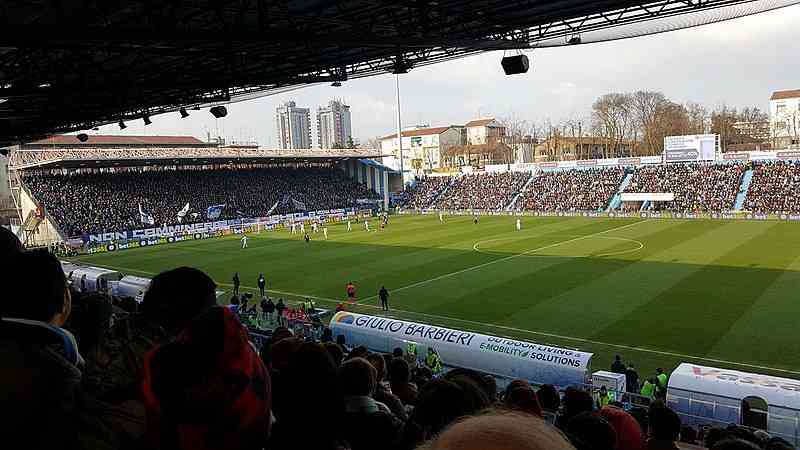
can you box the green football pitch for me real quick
[69,215,800,380]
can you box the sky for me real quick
[94,5,800,147]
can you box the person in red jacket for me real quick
[346,281,357,302]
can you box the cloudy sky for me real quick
[95,5,800,147]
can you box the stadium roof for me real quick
[1,0,795,148]
[9,148,384,170]
[770,89,800,101]
[26,135,207,147]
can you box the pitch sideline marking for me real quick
[472,234,645,258]
[78,255,800,376]
[364,220,651,302]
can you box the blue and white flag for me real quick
[291,198,306,211]
[279,193,306,212]
[138,204,155,225]
[206,204,226,219]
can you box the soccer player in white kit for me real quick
[312,222,318,233]
[323,227,328,239]
[290,223,296,234]
[347,220,352,231]
[240,234,248,248]
[516,218,521,231]
[364,220,370,232]
[300,222,305,234]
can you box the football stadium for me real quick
[4,2,800,450]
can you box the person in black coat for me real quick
[275,299,286,325]
[257,273,266,298]
[232,272,240,297]
[611,355,626,374]
[625,364,640,393]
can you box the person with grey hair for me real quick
[419,410,577,450]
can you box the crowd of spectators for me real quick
[1,226,797,450]
[744,161,800,213]
[9,147,377,168]
[23,166,378,236]
[398,176,453,209]
[624,163,745,212]
[432,172,530,210]
[518,168,625,212]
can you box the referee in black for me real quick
[379,286,390,311]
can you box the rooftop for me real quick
[770,90,800,101]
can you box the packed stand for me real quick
[432,172,530,211]
[9,147,378,168]
[23,166,379,236]
[399,176,453,209]
[518,167,625,212]
[1,225,797,450]
[745,161,800,213]
[624,163,745,212]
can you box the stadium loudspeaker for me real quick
[501,54,530,75]
[118,120,127,130]
[209,106,228,118]
[179,107,189,118]
[76,133,89,142]
[142,115,152,126]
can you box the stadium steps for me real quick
[505,172,537,211]
[428,177,455,208]
[733,168,754,211]
[20,210,43,246]
[605,173,633,211]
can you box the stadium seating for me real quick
[23,167,379,236]
[398,162,800,215]
[518,167,625,212]
[624,163,745,212]
[745,161,800,213]
[400,176,453,209]
[431,172,530,211]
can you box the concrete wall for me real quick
[19,184,64,245]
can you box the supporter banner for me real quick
[84,208,357,244]
[620,193,675,202]
[576,159,598,167]
[619,157,641,165]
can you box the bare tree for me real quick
[685,102,709,135]
[500,113,528,164]
[592,93,634,158]
[630,91,669,155]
